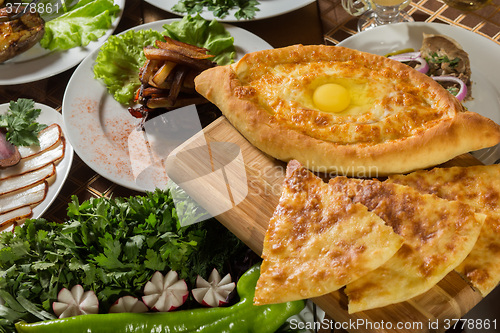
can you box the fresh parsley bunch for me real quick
[0,99,47,147]
[172,0,260,20]
[0,188,245,332]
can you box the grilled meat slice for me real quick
[0,6,45,63]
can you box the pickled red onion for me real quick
[431,75,468,101]
[389,52,429,74]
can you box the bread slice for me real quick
[254,160,404,305]
[330,176,484,313]
[388,164,500,296]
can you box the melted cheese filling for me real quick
[234,60,449,145]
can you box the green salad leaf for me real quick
[0,188,245,332]
[39,0,120,51]
[0,98,47,147]
[38,0,85,22]
[93,29,163,104]
[163,14,236,66]
[93,15,235,105]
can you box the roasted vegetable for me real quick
[131,37,216,116]
[0,6,44,63]
[15,264,305,333]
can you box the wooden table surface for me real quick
[1,0,499,332]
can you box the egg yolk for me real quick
[313,83,351,113]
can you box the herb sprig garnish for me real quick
[425,52,460,68]
[172,0,260,20]
[0,99,47,147]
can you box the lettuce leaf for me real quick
[93,29,163,105]
[38,0,86,22]
[39,0,120,51]
[93,15,235,105]
[162,15,236,66]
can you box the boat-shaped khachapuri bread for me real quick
[194,44,500,176]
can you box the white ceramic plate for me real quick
[0,0,125,85]
[62,19,273,192]
[338,22,500,164]
[0,102,74,218]
[144,0,315,22]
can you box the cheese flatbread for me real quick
[253,160,404,305]
[194,44,500,176]
[330,177,485,313]
[388,164,500,296]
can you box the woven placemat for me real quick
[320,0,500,44]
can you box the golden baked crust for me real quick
[388,164,500,296]
[253,160,403,305]
[195,44,500,176]
[330,177,485,313]
[0,7,45,63]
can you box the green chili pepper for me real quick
[15,264,305,333]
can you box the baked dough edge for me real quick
[195,45,500,176]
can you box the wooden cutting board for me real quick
[165,116,484,333]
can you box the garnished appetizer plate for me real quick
[0,102,74,227]
[62,19,273,192]
[0,0,124,85]
[144,0,316,22]
[338,22,500,164]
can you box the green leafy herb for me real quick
[162,15,236,66]
[0,187,245,333]
[39,0,120,51]
[447,86,460,96]
[0,99,47,147]
[172,0,260,20]
[425,52,460,68]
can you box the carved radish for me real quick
[52,285,99,318]
[142,270,188,312]
[109,296,148,313]
[192,268,235,307]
